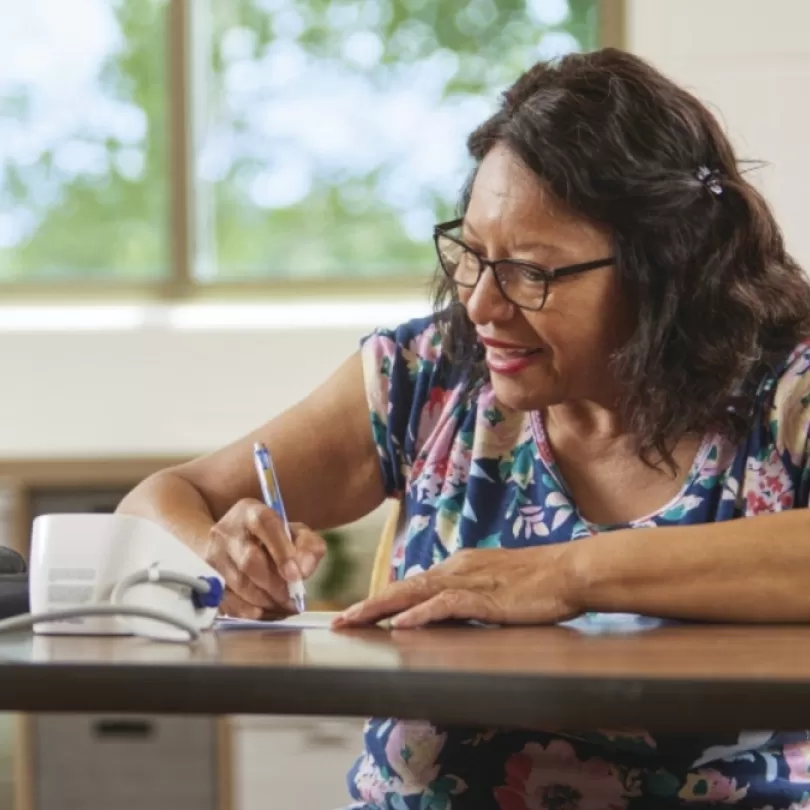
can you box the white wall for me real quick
[0,0,807,461]
[626,0,810,268]
[0,303,431,459]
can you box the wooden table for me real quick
[1,620,809,731]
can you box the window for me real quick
[0,0,619,293]
[0,0,169,283]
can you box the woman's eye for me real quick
[516,265,549,284]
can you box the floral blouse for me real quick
[346,314,810,810]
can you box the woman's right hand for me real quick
[203,498,327,619]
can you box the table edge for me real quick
[0,659,806,731]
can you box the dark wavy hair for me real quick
[433,47,810,468]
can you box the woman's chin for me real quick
[489,373,555,412]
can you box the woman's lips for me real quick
[484,345,543,375]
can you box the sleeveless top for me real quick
[345,314,810,810]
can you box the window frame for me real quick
[1,0,625,302]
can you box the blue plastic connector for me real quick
[192,576,225,609]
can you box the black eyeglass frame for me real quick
[433,218,615,312]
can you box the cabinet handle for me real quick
[93,719,155,739]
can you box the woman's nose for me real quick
[463,267,515,326]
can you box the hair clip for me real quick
[696,165,723,196]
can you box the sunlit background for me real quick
[0,0,598,283]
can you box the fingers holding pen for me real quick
[204,443,328,617]
[244,504,326,584]
[204,495,328,618]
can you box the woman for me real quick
[119,48,810,808]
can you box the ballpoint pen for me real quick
[253,441,306,614]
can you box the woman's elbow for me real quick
[116,469,180,517]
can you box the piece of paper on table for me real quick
[560,612,666,635]
[215,611,338,630]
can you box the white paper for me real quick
[560,612,665,635]
[214,611,338,630]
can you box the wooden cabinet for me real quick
[15,714,230,810]
[232,716,364,810]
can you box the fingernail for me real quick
[298,552,317,579]
[282,560,302,582]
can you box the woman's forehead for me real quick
[468,145,548,218]
[466,145,606,249]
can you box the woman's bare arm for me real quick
[566,509,810,623]
[117,351,386,557]
[337,509,810,628]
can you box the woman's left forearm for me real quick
[565,510,810,622]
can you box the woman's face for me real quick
[457,143,631,412]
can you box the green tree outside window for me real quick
[0,0,602,285]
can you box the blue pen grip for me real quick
[266,456,290,528]
[254,445,291,537]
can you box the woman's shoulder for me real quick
[766,339,810,461]
[361,313,468,391]
[362,313,444,363]
[359,313,475,496]
[769,339,810,405]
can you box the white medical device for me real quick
[1,513,224,643]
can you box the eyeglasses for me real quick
[433,218,615,312]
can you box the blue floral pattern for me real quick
[346,315,810,809]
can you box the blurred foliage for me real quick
[0,0,169,281]
[316,528,355,602]
[0,0,600,283]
